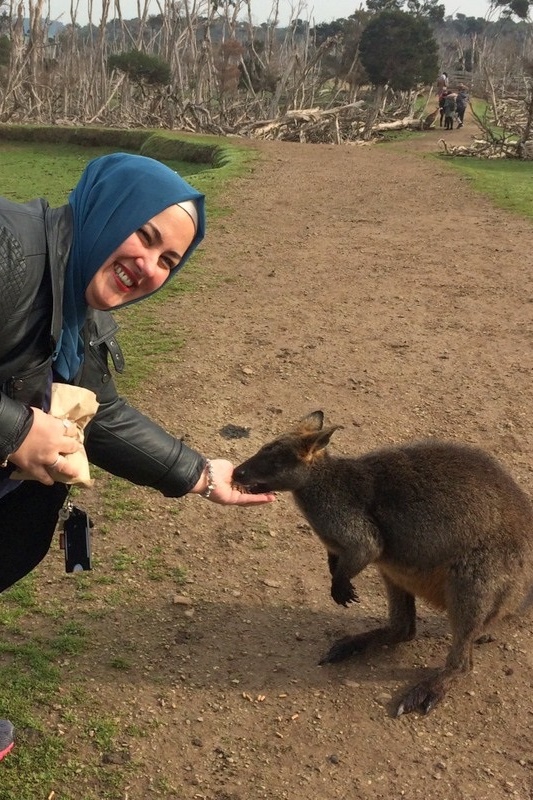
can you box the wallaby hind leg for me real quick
[396,564,503,716]
[319,579,416,665]
[395,621,479,717]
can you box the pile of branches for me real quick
[239,102,427,144]
[493,97,532,136]
[437,135,533,158]
[240,103,366,143]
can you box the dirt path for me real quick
[43,120,533,798]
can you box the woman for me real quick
[443,91,457,131]
[0,152,275,759]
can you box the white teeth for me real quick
[114,265,134,287]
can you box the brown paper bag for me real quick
[11,384,99,487]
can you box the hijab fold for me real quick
[54,153,205,381]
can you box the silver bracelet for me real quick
[201,459,216,499]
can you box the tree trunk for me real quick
[362,84,384,141]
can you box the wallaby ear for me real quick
[299,425,340,458]
[312,425,340,452]
[296,411,324,434]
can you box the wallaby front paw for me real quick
[331,579,359,607]
[395,679,446,717]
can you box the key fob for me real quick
[61,506,92,573]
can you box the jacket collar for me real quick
[44,204,73,357]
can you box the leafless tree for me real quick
[0,0,532,151]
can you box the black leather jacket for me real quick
[0,196,205,496]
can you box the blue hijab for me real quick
[54,152,206,381]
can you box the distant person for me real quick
[436,71,448,93]
[443,91,457,131]
[438,89,447,127]
[455,85,469,128]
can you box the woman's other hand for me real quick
[8,408,82,485]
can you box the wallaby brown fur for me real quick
[233,411,533,716]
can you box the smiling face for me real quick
[84,204,196,310]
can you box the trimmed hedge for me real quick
[140,133,220,164]
[0,123,147,149]
[0,124,237,168]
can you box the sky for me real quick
[45,0,495,27]
[245,0,493,24]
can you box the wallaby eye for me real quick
[261,443,277,454]
[258,444,280,462]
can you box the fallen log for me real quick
[372,116,425,131]
[244,109,425,142]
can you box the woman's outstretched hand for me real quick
[191,458,276,506]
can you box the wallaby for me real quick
[423,108,439,130]
[233,411,533,717]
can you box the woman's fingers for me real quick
[59,433,83,456]
[60,419,79,438]
[44,420,84,481]
[227,488,276,506]
[58,418,81,444]
[45,453,80,481]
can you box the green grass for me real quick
[98,473,146,522]
[0,576,36,627]
[470,97,488,118]
[445,158,533,219]
[0,630,81,798]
